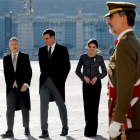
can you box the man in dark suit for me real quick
[38,29,71,138]
[1,37,32,138]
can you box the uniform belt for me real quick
[108,84,140,119]
[109,84,140,99]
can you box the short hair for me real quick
[9,37,19,46]
[118,10,136,26]
[87,38,98,48]
[42,28,55,37]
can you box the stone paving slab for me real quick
[0,60,109,140]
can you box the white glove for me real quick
[109,121,122,138]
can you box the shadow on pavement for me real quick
[44,138,53,140]
[6,135,52,140]
[26,135,38,140]
[8,138,23,140]
[7,136,38,140]
[7,138,18,140]
[66,136,75,140]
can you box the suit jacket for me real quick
[75,54,107,80]
[108,31,140,130]
[38,43,71,102]
[3,51,32,110]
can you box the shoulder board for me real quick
[121,35,127,40]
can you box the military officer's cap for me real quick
[104,2,137,18]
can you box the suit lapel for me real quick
[50,43,58,59]
[8,54,15,73]
[46,46,49,56]
[16,51,21,72]
[45,46,50,59]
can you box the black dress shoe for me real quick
[39,130,49,138]
[85,134,96,137]
[25,127,30,135]
[1,130,14,138]
[60,126,69,136]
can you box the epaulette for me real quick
[121,35,127,40]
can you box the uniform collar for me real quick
[117,29,133,41]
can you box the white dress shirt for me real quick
[12,52,19,88]
[11,51,29,88]
[47,42,56,56]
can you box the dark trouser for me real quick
[83,78,101,136]
[40,77,68,131]
[126,130,140,140]
[6,88,29,130]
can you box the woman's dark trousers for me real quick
[82,78,101,137]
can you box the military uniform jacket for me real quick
[108,31,140,130]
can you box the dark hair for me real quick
[42,28,55,37]
[118,10,136,26]
[87,38,98,48]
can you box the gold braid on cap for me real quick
[109,8,122,14]
[109,7,135,13]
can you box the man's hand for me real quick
[20,85,28,92]
[109,121,122,138]
[90,77,97,85]
[84,76,90,84]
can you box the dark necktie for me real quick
[49,46,52,57]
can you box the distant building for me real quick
[0,0,140,60]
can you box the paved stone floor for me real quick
[0,60,109,140]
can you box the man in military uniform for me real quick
[104,2,140,140]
